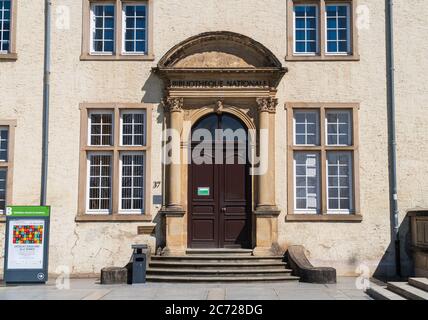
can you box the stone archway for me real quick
[154,31,287,255]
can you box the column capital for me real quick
[163,97,184,113]
[256,97,278,114]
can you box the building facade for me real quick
[0,0,427,277]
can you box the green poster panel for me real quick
[3,206,51,284]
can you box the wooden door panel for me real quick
[192,219,215,241]
[224,220,247,242]
[188,113,251,249]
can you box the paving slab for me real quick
[0,277,371,300]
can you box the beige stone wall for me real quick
[0,0,427,277]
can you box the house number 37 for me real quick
[153,181,161,189]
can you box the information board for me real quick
[3,206,50,284]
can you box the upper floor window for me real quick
[123,4,147,54]
[326,4,351,54]
[294,5,318,55]
[0,0,16,60]
[91,4,115,54]
[287,0,358,61]
[82,0,153,61]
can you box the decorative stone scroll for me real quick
[256,97,278,113]
[162,97,184,113]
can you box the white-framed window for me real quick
[119,152,145,214]
[294,152,321,214]
[326,152,353,213]
[325,4,351,54]
[293,4,318,55]
[88,111,114,146]
[0,126,8,161]
[120,110,146,146]
[87,153,112,214]
[288,105,358,217]
[0,0,11,53]
[294,110,320,145]
[79,105,151,218]
[326,110,352,146]
[90,3,115,54]
[0,168,6,213]
[122,3,147,54]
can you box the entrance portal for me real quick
[188,113,252,248]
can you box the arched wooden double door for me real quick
[188,113,252,248]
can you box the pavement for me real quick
[0,277,372,300]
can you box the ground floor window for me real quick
[286,103,360,220]
[77,104,151,221]
[0,121,15,216]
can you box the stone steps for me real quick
[366,278,428,300]
[150,255,284,263]
[408,277,428,292]
[186,248,254,256]
[147,268,293,277]
[147,250,298,283]
[387,282,428,300]
[146,274,300,283]
[365,283,406,300]
[149,261,288,270]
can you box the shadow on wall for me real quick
[372,212,414,282]
[141,72,164,105]
[141,72,166,252]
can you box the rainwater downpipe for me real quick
[41,0,51,206]
[386,0,400,277]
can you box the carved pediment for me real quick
[153,31,287,91]
[174,51,254,68]
[157,31,283,69]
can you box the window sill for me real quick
[285,214,363,222]
[75,214,153,222]
[285,54,360,62]
[80,53,155,61]
[0,53,18,61]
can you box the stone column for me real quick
[253,97,281,256]
[162,97,186,255]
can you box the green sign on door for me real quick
[197,187,210,196]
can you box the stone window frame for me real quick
[0,120,16,222]
[286,0,359,61]
[80,0,154,61]
[0,0,17,61]
[77,103,152,222]
[285,103,362,222]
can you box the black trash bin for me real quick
[131,244,148,284]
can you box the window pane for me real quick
[294,111,320,145]
[294,4,318,54]
[0,127,8,161]
[294,152,320,213]
[123,4,147,54]
[0,169,6,213]
[91,4,115,53]
[120,153,145,213]
[325,4,350,54]
[121,111,146,146]
[88,154,112,212]
[326,110,352,146]
[90,112,113,146]
[0,0,11,53]
[327,152,353,213]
